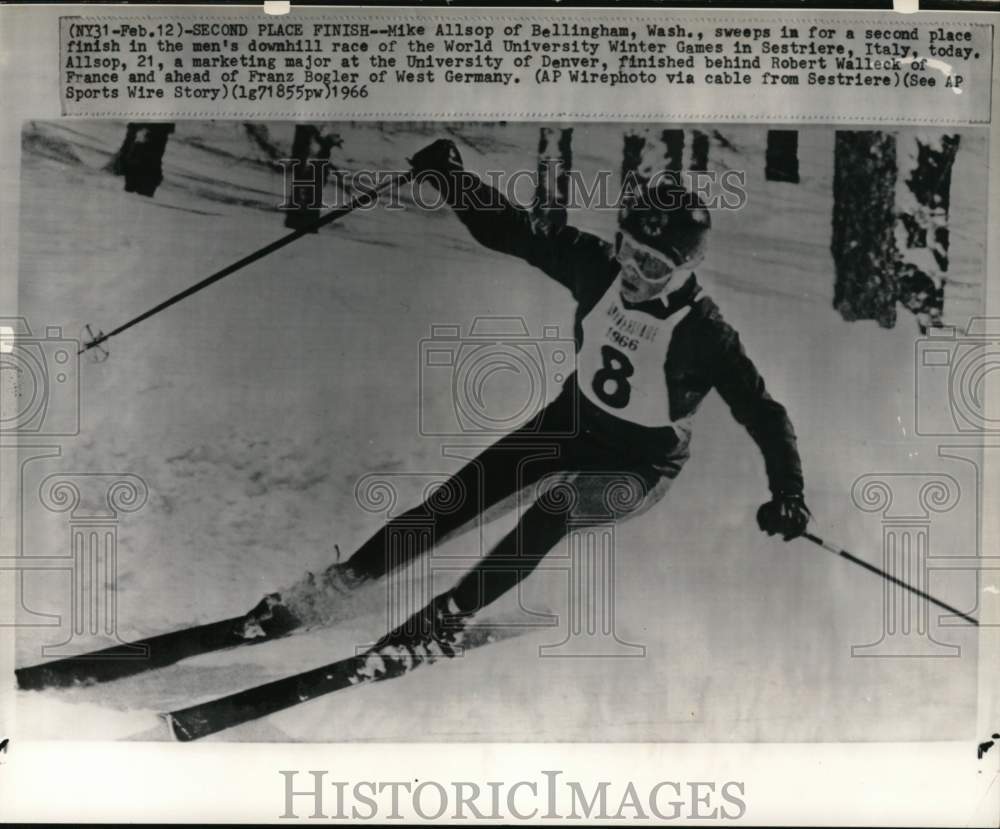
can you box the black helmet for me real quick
[618,177,711,265]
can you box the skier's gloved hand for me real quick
[756,493,811,541]
[408,138,464,178]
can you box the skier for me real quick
[240,138,811,670]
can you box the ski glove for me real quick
[756,493,811,541]
[408,138,464,178]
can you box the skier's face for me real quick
[615,231,688,303]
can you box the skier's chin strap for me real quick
[667,272,702,310]
[621,273,701,319]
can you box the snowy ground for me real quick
[10,121,987,742]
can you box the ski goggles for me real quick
[614,231,681,284]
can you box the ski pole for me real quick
[79,170,413,356]
[803,531,979,626]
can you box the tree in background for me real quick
[107,122,176,198]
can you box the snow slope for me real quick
[11,121,987,742]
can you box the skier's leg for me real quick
[242,375,577,636]
[350,497,574,678]
[245,409,574,635]
[448,499,570,614]
[354,469,671,673]
[449,468,670,614]
[341,389,579,583]
[246,440,563,634]
[342,437,565,583]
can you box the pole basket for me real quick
[80,324,110,363]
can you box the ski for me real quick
[15,615,291,691]
[164,625,523,741]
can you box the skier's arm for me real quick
[410,139,614,295]
[705,316,804,498]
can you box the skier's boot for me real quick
[354,591,473,681]
[236,592,301,640]
[236,560,369,640]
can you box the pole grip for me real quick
[803,531,840,555]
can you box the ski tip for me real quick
[13,667,32,691]
[161,712,192,742]
[12,664,71,692]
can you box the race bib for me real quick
[578,278,691,428]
